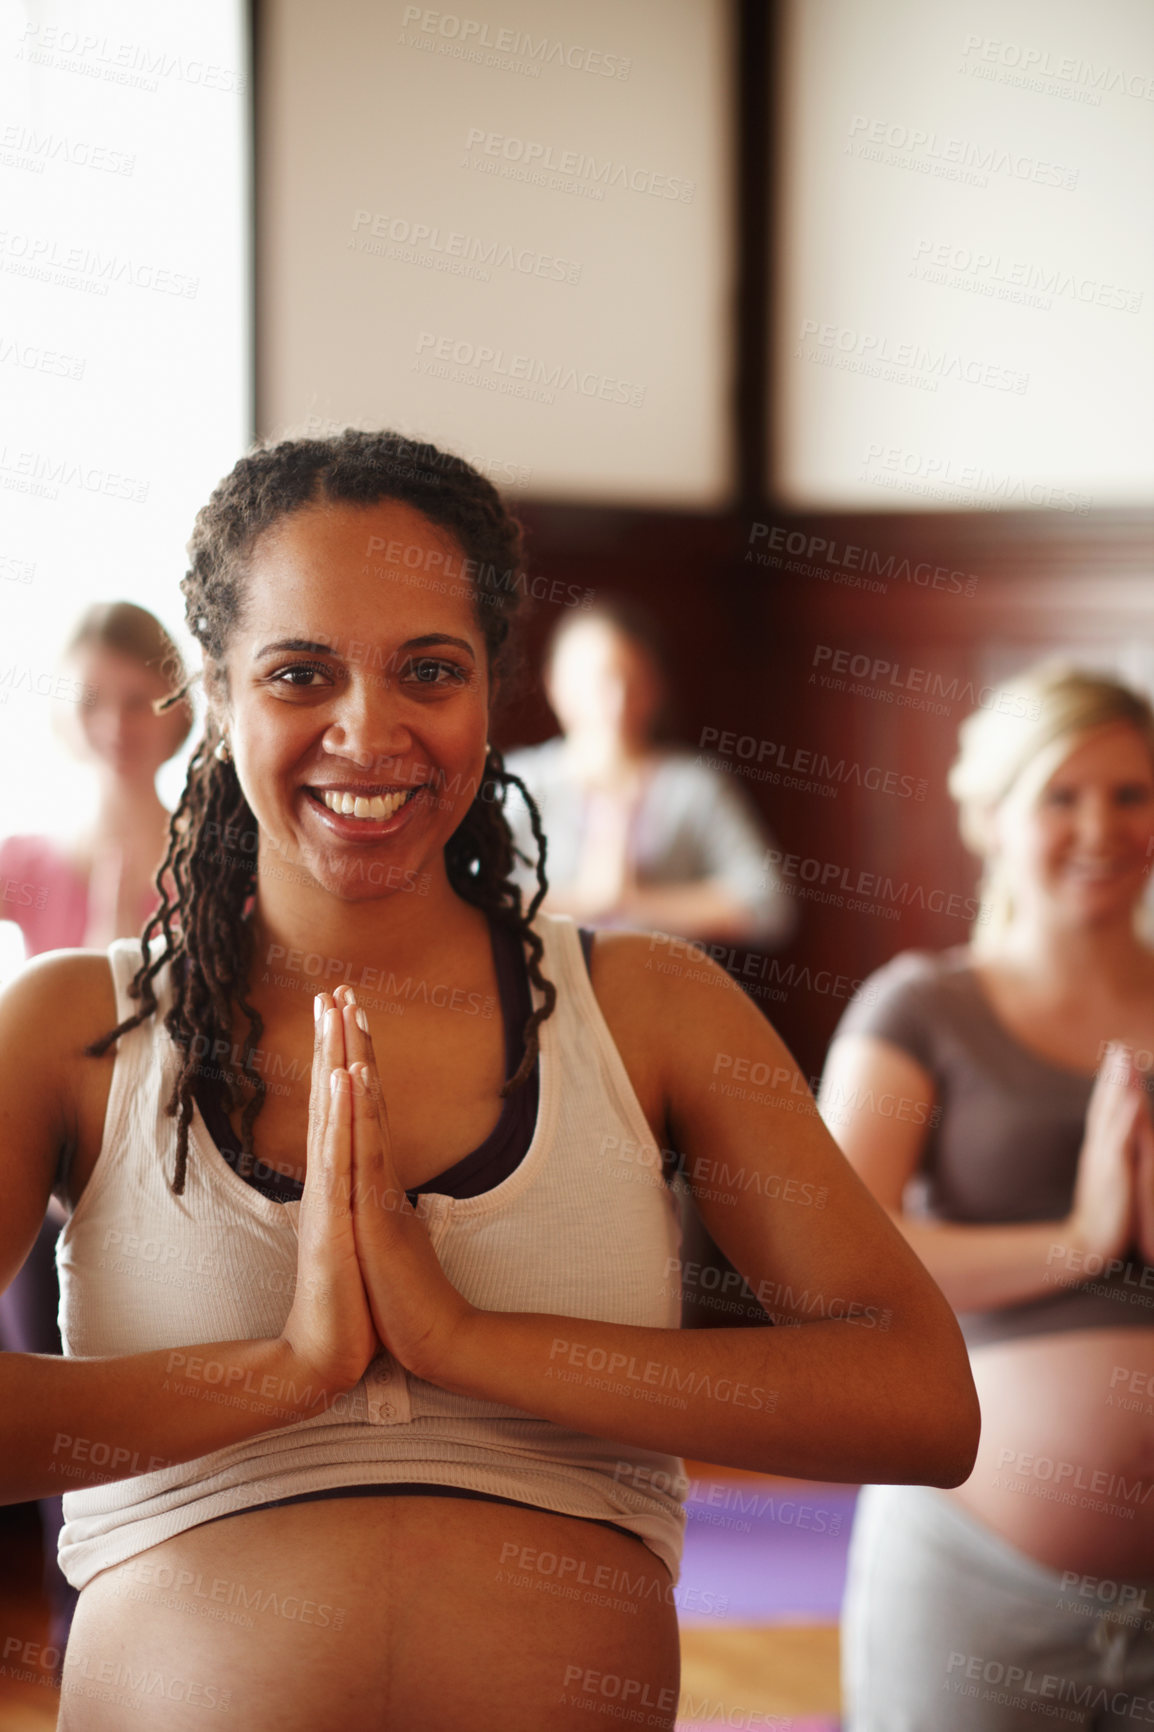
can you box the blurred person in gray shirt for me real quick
[502,597,794,948]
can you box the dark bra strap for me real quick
[192,922,601,1205]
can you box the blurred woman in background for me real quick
[822,663,1154,1730]
[0,600,190,1647]
[0,602,190,957]
[503,596,795,947]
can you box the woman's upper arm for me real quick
[638,939,951,1328]
[818,1033,936,1209]
[0,951,115,1291]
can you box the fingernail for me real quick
[346,988,358,1008]
[314,996,324,1022]
[356,1008,369,1033]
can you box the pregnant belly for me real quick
[947,1327,1154,1579]
[60,1495,680,1732]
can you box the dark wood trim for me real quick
[248,0,265,439]
[734,0,774,511]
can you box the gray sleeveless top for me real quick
[831,948,1154,1349]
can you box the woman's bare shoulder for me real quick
[581,929,758,1142]
[587,928,751,1022]
[0,951,126,1276]
[0,950,122,1158]
[0,947,120,1033]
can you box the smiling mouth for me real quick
[308,786,424,821]
[1064,860,1131,879]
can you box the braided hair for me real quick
[86,430,555,1194]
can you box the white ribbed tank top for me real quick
[56,913,687,1588]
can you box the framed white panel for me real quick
[774,0,1154,510]
[259,0,732,507]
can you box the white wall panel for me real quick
[259,0,732,507]
[774,0,1154,510]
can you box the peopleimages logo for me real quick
[401,8,632,78]
[845,114,1079,189]
[698,728,926,801]
[809,645,1040,718]
[351,210,581,285]
[911,239,1143,314]
[747,523,978,595]
[795,319,1028,393]
[0,126,135,176]
[764,845,981,923]
[414,332,645,407]
[462,129,695,202]
[959,34,1154,102]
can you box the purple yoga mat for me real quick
[676,1479,860,1626]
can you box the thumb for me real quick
[1101,1039,1135,1087]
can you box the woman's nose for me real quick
[1076,795,1119,846]
[322,672,411,768]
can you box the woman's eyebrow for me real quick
[253,638,335,659]
[404,634,476,659]
[253,634,476,660]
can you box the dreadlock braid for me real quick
[447,745,555,1094]
[86,430,555,1193]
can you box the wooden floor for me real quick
[681,1623,841,1720]
[0,1477,844,1730]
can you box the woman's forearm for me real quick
[1,1336,337,1505]
[434,1306,979,1489]
[886,1212,1084,1314]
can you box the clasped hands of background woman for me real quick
[279,983,478,1402]
[1069,1038,1154,1270]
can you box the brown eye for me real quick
[270,663,330,688]
[405,659,468,688]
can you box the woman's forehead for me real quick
[1046,720,1154,778]
[251,497,463,572]
[71,641,170,688]
[240,500,481,647]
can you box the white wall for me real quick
[0,0,249,835]
[258,0,732,508]
[774,0,1154,510]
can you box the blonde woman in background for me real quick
[822,664,1154,1731]
[0,602,190,1653]
[0,602,190,956]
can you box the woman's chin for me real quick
[1053,886,1145,927]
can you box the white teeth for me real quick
[319,788,415,821]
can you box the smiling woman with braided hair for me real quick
[0,429,978,1731]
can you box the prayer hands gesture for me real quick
[1068,1040,1154,1267]
[279,985,475,1400]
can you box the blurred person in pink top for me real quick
[0,601,191,1649]
[0,602,191,957]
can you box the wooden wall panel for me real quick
[503,503,1154,1078]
